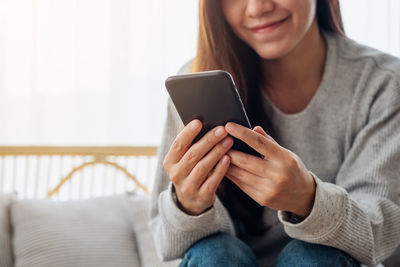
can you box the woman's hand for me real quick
[224,122,316,218]
[163,119,234,216]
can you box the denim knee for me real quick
[276,239,360,267]
[179,233,258,267]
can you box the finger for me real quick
[253,126,268,137]
[179,125,228,173]
[165,119,202,165]
[225,172,264,204]
[199,155,231,196]
[253,126,266,136]
[226,164,273,190]
[227,149,276,178]
[253,126,276,142]
[226,122,279,158]
[186,136,233,189]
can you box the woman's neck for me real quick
[261,19,327,95]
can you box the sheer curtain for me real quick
[0,0,198,145]
[0,0,399,146]
[340,0,400,57]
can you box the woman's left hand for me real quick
[224,122,316,218]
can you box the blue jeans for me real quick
[179,234,360,267]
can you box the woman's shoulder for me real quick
[329,32,400,89]
[177,60,193,74]
[324,32,400,114]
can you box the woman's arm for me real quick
[223,81,400,264]
[148,63,236,261]
[277,85,400,265]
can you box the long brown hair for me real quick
[192,0,345,235]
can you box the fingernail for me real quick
[222,138,232,148]
[190,120,199,130]
[214,127,225,137]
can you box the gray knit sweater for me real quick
[149,32,400,266]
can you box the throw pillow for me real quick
[11,195,140,267]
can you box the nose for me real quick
[245,0,274,18]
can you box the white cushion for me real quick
[0,194,14,267]
[11,195,140,267]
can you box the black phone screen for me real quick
[165,70,262,158]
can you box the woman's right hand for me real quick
[163,119,234,216]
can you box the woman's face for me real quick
[221,0,318,59]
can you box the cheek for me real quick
[222,0,317,60]
[254,0,317,58]
[287,0,316,33]
[221,0,248,36]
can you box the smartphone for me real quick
[165,70,262,158]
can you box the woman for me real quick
[150,0,400,266]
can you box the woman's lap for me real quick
[179,234,360,267]
[276,239,360,267]
[179,233,258,267]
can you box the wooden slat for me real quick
[35,156,40,198]
[24,156,29,197]
[0,157,4,193]
[12,156,17,193]
[0,146,158,156]
[0,146,157,199]
[46,156,52,196]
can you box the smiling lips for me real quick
[250,17,288,34]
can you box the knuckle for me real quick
[172,140,184,153]
[234,168,245,180]
[287,156,298,169]
[168,168,179,184]
[205,132,215,143]
[284,151,299,168]
[185,151,197,162]
[255,136,266,150]
[162,157,168,169]
[214,163,226,175]
[215,143,227,155]
[237,154,248,166]
[195,163,209,177]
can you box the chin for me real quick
[253,41,294,60]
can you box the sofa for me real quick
[0,193,181,267]
[1,193,399,267]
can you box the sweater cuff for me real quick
[159,183,229,233]
[278,173,348,240]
